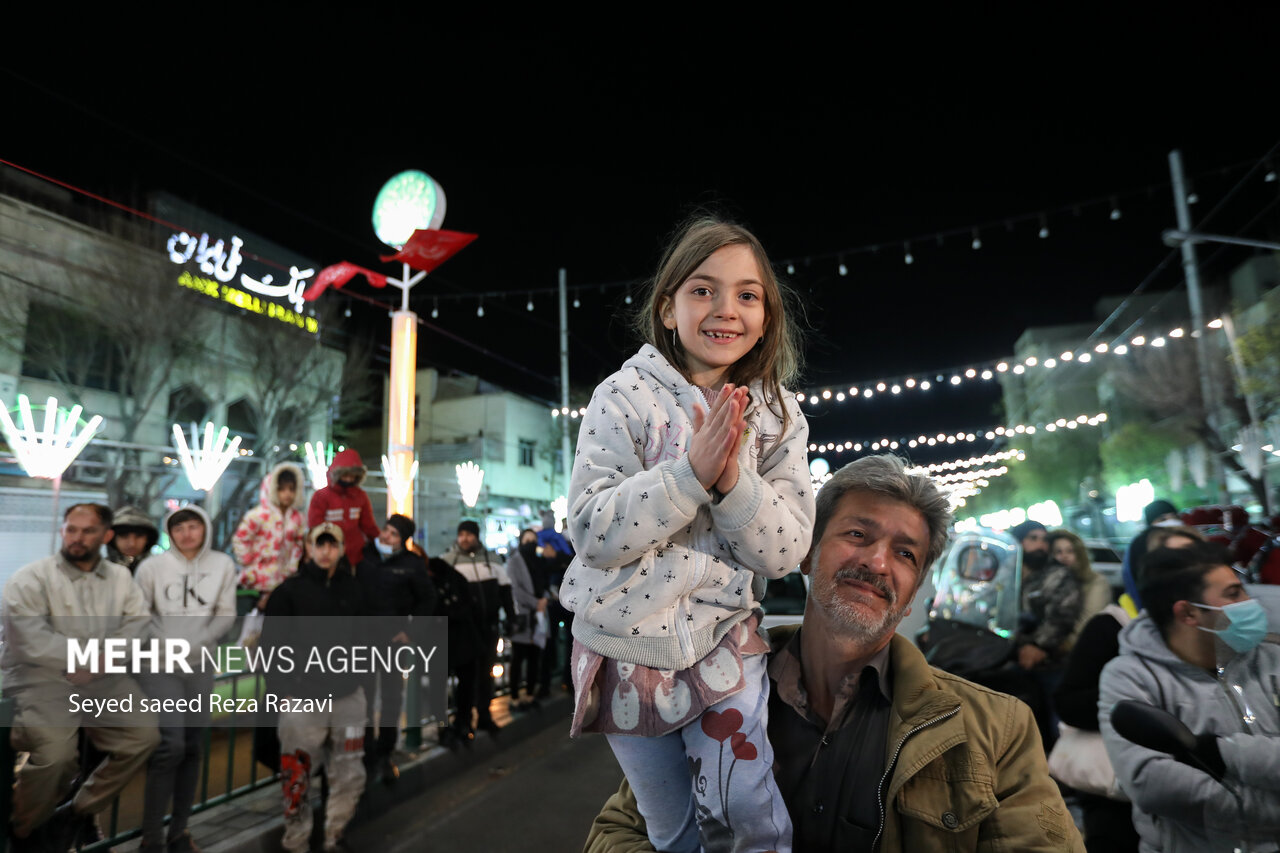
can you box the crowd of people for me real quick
[3,213,1277,853]
[1,448,573,853]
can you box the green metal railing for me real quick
[4,627,568,851]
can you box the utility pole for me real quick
[559,268,572,504]
[1168,149,1229,503]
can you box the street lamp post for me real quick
[304,170,476,521]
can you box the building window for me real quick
[518,438,536,467]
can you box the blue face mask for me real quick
[374,540,396,558]
[1195,598,1270,654]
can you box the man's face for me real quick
[803,491,928,642]
[1021,528,1048,556]
[1185,564,1250,632]
[61,509,112,567]
[520,532,538,547]
[312,539,342,570]
[277,483,297,509]
[337,475,358,488]
[379,523,403,551]
[171,519,206,556]
[457,530,479,551]
[114,530,149,559]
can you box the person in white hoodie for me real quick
[134,505,237,852]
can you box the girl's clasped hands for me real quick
[689,384,749,495]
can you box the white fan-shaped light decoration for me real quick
[172,422,242,492]
[0,395,103,479]
[456,461,485,508]
[551,495,569,530]
[381,454,419,506]
[304,441,334,490]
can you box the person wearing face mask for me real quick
[505,529,550,710]
[1099,542,1280,853]
[307,449,381,567]
[356,515,436,783]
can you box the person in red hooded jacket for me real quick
[307,449,380,566]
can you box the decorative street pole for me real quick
[304,170,476,519]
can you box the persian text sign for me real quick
[178,271,319,333]
[168,230,317,334]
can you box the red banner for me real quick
[301,262,390,301]
[379,229,478,273]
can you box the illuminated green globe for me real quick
[372,170,447,249]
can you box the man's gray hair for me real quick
[814,454,953,575]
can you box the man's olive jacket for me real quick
[584,626,1083,852]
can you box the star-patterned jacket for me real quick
[563,344,814,671]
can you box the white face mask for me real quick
[374,540,395,558]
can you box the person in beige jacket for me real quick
[1,504,160,851]
[585,456,1084,852]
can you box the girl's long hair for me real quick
[1048,529,1097,583]
[635,215,804,430]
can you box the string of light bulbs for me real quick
[796,317,1224,409]
[807,414,1107,455]
[907,449,1025,474]
[371,157,1263,313]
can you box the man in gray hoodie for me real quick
[134,505,237,852]
[1100,542,1280,853]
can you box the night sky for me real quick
[5,23,1279,466]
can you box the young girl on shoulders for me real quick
[564,216,813,852]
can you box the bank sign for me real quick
[167,230,319,334]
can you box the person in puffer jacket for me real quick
[307,449,380,566]
[234,462,306,592]
[134,504,237,852]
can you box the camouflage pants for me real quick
[278,688,367,853]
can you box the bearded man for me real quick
[586,455,1083,852]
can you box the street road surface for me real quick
[354,720,624,852]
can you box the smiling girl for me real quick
[562,216,812,852]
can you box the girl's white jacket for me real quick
[563,345,814,671]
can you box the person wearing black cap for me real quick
[441,520,510,735]
[356,515,436,783]
[1120,499,1179,609]
[1009,518,1082,751]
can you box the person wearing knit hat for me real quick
[1120,499,1181,609]
[1010,515,1082,753]
[108,505,159,574]
[386,514,415,544]
[442,518,511,738]
[356,515,436,783]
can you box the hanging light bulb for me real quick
[1038,214,1049,239]
[573,296,581,308]
[903,241,914,265]
[971,228,981,250]
[838,256,848,276]
[476,298,485,318]
[1109,195,1122,220]
[343,305,352,318]
[431,298,439,319]
[526,294,534,311]
[624,293,633,305]
[786,262,795,275]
